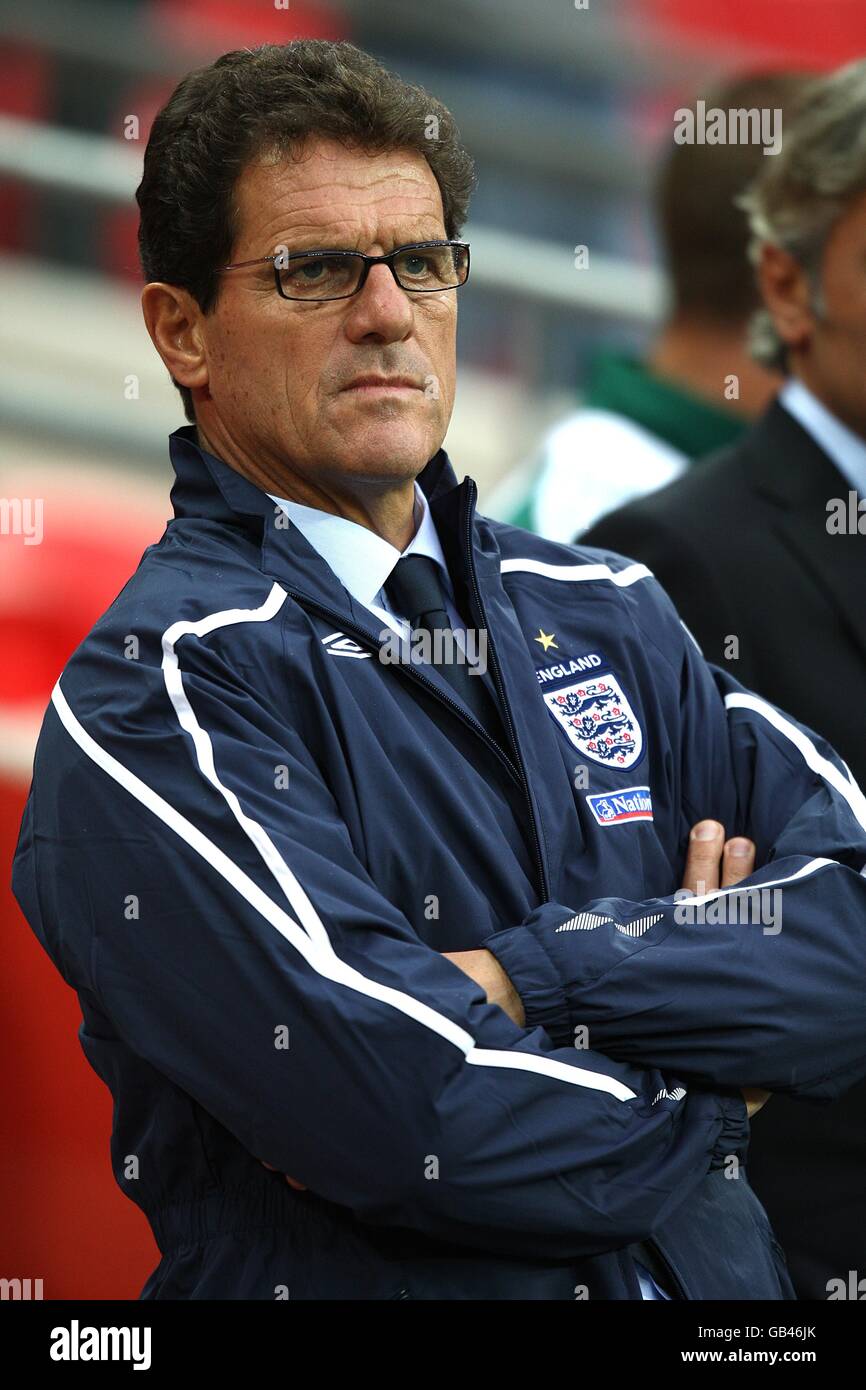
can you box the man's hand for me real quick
[682,818,756,894]
[682,821,771,1120]
[441,948,526,1028]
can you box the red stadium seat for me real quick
[0,473,166,1298]
[637,0,866,69]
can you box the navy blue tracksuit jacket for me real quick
[12,427,866,1300]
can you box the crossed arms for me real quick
[16,583,866,1257]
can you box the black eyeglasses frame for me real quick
[218,239,471,302]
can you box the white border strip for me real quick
[501,558,652,587]
[160,583,331,952]
[677,855,836,909]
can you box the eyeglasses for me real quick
[218,239,470,302]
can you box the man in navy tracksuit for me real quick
[12,41,866,1301]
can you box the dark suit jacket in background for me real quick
[582,399,866,1300]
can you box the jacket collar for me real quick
[747,398,848,508]
[167,425,477,621]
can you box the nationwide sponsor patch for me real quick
[542,669,644,768]
[585,786,653,826]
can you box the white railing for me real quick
[0,114,665,320]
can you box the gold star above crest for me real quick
[534,629,558,652]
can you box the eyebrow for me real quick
[272,233,447,255]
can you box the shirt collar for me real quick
[268,480,454,611]
[779,377,866,495]
[165,426,471,621]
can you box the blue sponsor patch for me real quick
[586,785,653,826]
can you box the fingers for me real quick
[682,821,757,895]
[741,1086,771,1118]
[260,1158,307,1191]
[721,836,756,888]
[681,820,725,895]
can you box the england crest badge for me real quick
[541,670,644,768]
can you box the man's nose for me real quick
[343,262,413,343]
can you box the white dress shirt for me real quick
[779,377,866,496]
[267,481,466,640]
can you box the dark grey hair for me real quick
[739,59,866,370]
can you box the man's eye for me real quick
[395,248,453,286]
[295,258,331,280]
[279,256,356,297]
[399,254,440,281]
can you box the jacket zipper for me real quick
[280,483,550,903]
[461,479,551,902]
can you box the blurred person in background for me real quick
[529,71,809,542]
[583,59,866,1299]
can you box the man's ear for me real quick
[757,243,816,354]
[141,282,210,394]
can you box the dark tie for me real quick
[384,554,500,733]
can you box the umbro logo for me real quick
[321,632,372,660]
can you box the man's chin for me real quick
[336,424,442,479]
